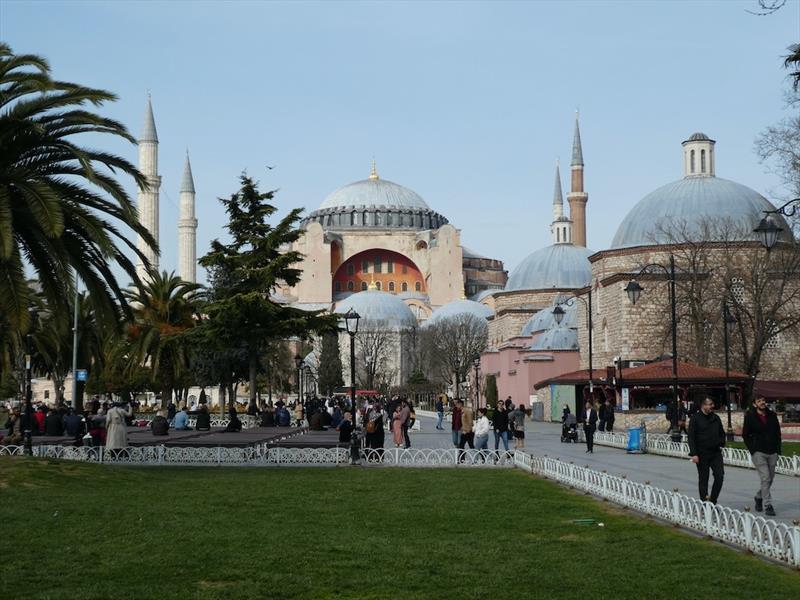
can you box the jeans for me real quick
[493,430,508,451]
[696,451,724,503]
[752,451,778,505]
[452,429,461,447]
[474,433,489,450]
[436,412,444,429]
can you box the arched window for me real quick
[347,280,354,291]
[415,281,421,292]
[360,281,368,291]
[387,259,393,273]
[346,263,355,275]
[690,149,695,174]
[361,260,369,273]
[556,228,560,243]
[334,281,341,292]
[388,281,395,292]
[402,264,408,274]
[701,149,706,173]
[401,282,408,292]
[374,256,382,273]
[375,281,381,290]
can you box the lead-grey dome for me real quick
[521,302,577,336]
[529,326,579,351]
[426,299,493,327]
[335,289,417,331]
[320,178,429,211]
[686,132,711,142]
[506,245,594,292]
[611,176,791,248]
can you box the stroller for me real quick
[561,413,578,443]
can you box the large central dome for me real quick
[319,177,429,211]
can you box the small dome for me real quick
[426,298,493,326]
[686,132,711,142]
[319,178,429,211]
[506,244,594,292]
[521,303,577,336]
[529,326,579,351]
[611,177,791,248]
[470,289,497,303]
[335,289,417,331]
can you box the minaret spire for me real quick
[551,160,572,245]
[567,110,588,247]
[135,95,161,281]
[178,152,198,283]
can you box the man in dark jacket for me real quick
[741,396,782,516]
[582,401,598,453]
[688,397,726,504]
[604,400,615,433]
[44,409,64,436]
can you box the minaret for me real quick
[550,160,572,244]
[135,95,161,281]
[567,111,588,247]
[178,152,197,283]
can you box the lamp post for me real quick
[23,306,38,455]
[722,302,738,442]
[624,254,682,443]
[473,358,481,409]
[752,197,798,251]
[343,309,361,425]
[553,290,593,395]
[294,353,303,409]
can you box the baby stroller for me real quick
[561,413,578,443]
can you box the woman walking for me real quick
[511,404,526,450]
[391,404,404,447]
[473,408,491,462]
[492,401,509,452]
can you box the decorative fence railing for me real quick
[132,414,259,429]
[590,430,800,477]
[0,445,515,468]
[513,451,800,568]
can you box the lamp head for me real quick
[552,304,566,325]
[753,215,782,251]
[624,280,643,305]
[343,309,360,335]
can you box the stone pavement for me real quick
[411,416,800,525]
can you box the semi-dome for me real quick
[528,326,579,351]
[611,177,790,248]
[521,302,577,336]
[335,289,417,331]
[426,298,493,326]
[505,244,594,292]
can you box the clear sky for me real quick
[2,0,798,284]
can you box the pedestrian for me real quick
[491,400,509,452]
[105,401,132,449]
[511,404,526,450]
[195,404,211,431]
[166,399,176,422]
[403,399,415,449]
[458,402,474,451]
[225,405,243,432]
[598,400,606,432]
[582,400,597,453]
[605,399,615,433]
[294,402,304,427]
[151,410,170,436]
[742,395,782,516]
[391,404,404,447]
[687,397,726,504]
[44,407,65,437]
[435,396,445,430]
[473,407,490,461]
[172,405,191,430]
[365,401,385,461]
[338,412,353,444]
[399,399,412,449]
[451,400,463,447]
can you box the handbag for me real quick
[366,419,377,434]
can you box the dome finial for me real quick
[369,159,379,180]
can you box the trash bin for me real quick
[627,427,644,454]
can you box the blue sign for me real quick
[75,369,88,382]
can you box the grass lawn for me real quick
[1,459,798,600]
[728,440,800,457]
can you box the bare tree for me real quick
[346,329,398,392]
[422,313,488,399]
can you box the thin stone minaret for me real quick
[135,95,161,281]
[178,152,197,283]
[550,160,572,244]
[567,111,588,247]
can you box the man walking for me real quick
[688,397,726,504]
[451,399,463,448]
[604,399,615,433]
[435,395,445,430]
[457,400,474,460]
[742,396,782,516]
[583,400,597,453]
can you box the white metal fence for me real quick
[513,451,800,568]
[590,430,800,477]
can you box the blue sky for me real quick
[2,0,798,284]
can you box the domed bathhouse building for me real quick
[536,132,800,429]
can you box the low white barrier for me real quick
[591,430,800,477]
[513,451,800,568]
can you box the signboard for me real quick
[621,388,630,412]
[75,369,88,382]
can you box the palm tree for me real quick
[125,270,204,406]
[0,43,156,339]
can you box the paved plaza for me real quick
[410,416,800,525]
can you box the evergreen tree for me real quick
[484,374,498,408]
[317,332,344,397]
[198,174,337,409]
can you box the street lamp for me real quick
[343,309,361,424]
[23,306,38,455]
[294,353,303,409]
[753,198,798,251]
[553,290,593,395]
[473,357,481,409]
[722,302,738,442]
[625,255,682,443]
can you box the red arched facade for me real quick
[332,249,426,295]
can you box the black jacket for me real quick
[605,405,615,424]
[492,409,508,432]
[151,415,169,436]
[687,411,725,456]
[582,408,598,428]
[195,411,211,431]
[44,412,64,436]
[742,408,782,455]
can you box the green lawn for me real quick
[728,440,800,457]
[1,459,798,600]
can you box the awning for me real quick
[754,380,800,400]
